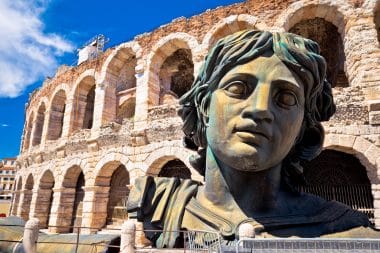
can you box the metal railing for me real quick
[185,230,222,253]
[234,238,380,253]
[3,220,380,253]
[0,221,222,253]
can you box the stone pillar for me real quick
[372,184,380,229]
[344,16,380,89]
[10,190,20,216]
[48,187,76,233]
[30,188,53,228]
[133,60,148,131]
[23,218,39,253]
[81,186,110,234]
[121,220,136,253]
[17,190,33,221]
[92,82,117,135]
[193,50,206,78]
[61,98,74,138]
[28,188,39,220]
[39,109,51,147]
[238,223,255,239]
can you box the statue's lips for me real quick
[233,126,271,143]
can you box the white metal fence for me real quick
[234,238,380,253]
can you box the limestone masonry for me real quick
[10,0,380,234]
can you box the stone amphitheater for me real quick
[10,0,380,234]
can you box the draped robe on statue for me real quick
[127,176,374,248]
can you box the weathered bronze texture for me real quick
[127,30,378,248]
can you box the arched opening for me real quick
[114,55,137,93]
[159,49,194,104]
[106,165,130,225]
[205,18,256,50]
[12,178,22,215]
[298,150,374,223]
[72,76,96,133]
[117,97,135,122]
[21,174,34,221]
[61,166,85,233]
[70,171,85,232]
[47,90,66,140]
[32,103,46,146]
[158,159,191,179]
[94,161,130,229]
[106,47,137,124]
[376,5,380,44]
[23,113,34,151]
[289,18,348,88]
[36,170,55,228]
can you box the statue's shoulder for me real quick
[267,191,373,237]
[127,176,200,248]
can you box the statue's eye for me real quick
[275,91,298,107]
[224,81,248,97]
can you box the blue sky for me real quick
[0,0,244,159]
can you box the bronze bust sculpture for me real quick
[127,30,376,248]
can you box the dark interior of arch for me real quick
[158,159,191,179]
[289,18,349,88]
[107,165,130,224]
[159,49,194,101]
[70,171,85,232]
[298,150,374,222]
[83,86,95,129]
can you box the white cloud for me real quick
[1,124,9,127]
[0,0,74,97]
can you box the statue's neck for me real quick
[203,147,282,215]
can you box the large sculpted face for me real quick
[206,52,305,172]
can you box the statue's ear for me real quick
[295,123,324,161]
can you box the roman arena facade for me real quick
[11,0,380,233]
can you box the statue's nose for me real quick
[242,83,274,122]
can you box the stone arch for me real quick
[94,152,131,181]
[279,3,349,88]
[93,160,130,228]
[11,177,23,215]
[202,14,258,50]
[56,158,90,187]
[22,112,34,151]
[35,170,55,228]
[299,149,375,223]
[146,33,199,106]
[31,102,46,146]
[47,89,66,140]
[100,42,141,91]
[99,42,141,125]
[70,72,96,133]
[276,2,348,35]
[324,134,380,184]
[289,19,347,88]
[144,146,201,180]
[20,173,34,221]
[99,42,141,85]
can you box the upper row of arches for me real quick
[22,3,380,152]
